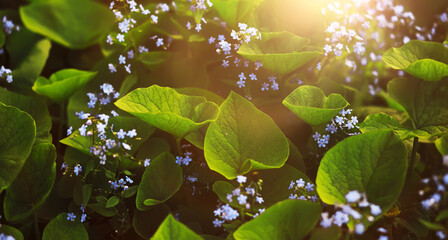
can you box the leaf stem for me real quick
[34,212,41,240]
[408,137,419,176]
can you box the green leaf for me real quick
[0,88,51,139]
[152,214,203,240]
[4,141,56,224]
[123,185,138,198]
[115,85,219,139]
[387,78,448,130]
[382,40,448,81]
[106,196,120,208]
[82,184,91,206]
[20,0,114,49]
[418,219,445,231]
[119,74,138,96]
[212,181,237,206]
[139,51,171,70]
[33,69,97,102]
[233,199,321,240]
[435,134,448,156]
[0,103,36,192]
[42,213,88,240]
[316,130,407,211]
[204,92,289,179]
[136,152,183,211]
[283,85,349,126]
[238,32,321,75]
[359,113,432,140]
[210,0,263,28]
[0,225,25,240]
[6,29,51,86]
[309,226,342,240]
[176,88,225,149]
[133,204,171,239]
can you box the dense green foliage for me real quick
[0,0,448,239]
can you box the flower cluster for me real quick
[213,175,265,228]
[176,151,193,166]
[107,0,166,74]
[189,0,213,12]
[67,204,87,223]
[109,175,134,191]
[312,109,359,148]
[0,233,15,240]
[320,190,382,236]
[64,84,138,173]
[419,156,448,210]
[2,16,20,35]
[319,0,447,96]
[0,66,13,83]
[288,178,318,202]
[210,23,280,94]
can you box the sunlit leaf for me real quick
[382,40,448,81]
[115,85,219,139]
[316,130,407,211]
[233,199,321,240]
[283,85,349,126]
[152,214,203,240]
[33,69,97,102]
[204,92,289,179]
[238,32,321,75]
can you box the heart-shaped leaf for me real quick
[115,85,219,139]
[4,141,56,224]
[152,214,203,240]
[359,113,433,140]
[20,0,114,49]
[238,32,321,75]
[387,77,448,131]
[0,88,51,139]
[204,92,289,179]
[33,69,97,102]
[0,103,36,192]
[42,213,88,240]
[382,40,448,81]
[233,199,321,240]
[316,130,407,211]
[136,152,183,211]
[0,225,24,240]
[283,85,349,126]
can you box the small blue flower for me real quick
[236,175,247,184]
[74,164,82,176]
[80,213,87,223]
[144,158,151,167]
[67,212,76,221]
